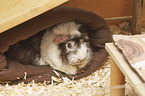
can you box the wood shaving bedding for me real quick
[0,61,110,96]
[0,57,136,96]
[0,22,140,96]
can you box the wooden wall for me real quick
[63,0,145,25]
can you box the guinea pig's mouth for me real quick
[69,59,90,68]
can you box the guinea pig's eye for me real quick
[68,43,72,48]
[66,41,75,50]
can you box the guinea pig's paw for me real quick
[37,58,48,66]
[60,65,77,75]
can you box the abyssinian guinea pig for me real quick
[5,21,92,75]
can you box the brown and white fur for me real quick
[39,21,92,75]
[5,21,92,75]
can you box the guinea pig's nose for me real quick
[78,59,84,63]
[78,59,82,62]
[75,59,81,64]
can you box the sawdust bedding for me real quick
[0,22,140,96]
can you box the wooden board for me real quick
[63,0,145,25]
[0,0,68,33]
[113,35,145,81]
[105,43,145,96]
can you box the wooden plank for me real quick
[105,16,132,21]
[0,0,68,33]
[63,0,133,18]
[113,35,145,81]
[64,0,145,25]
[131,0,143,34]
[110,58,125,96]
[105,43,145,96]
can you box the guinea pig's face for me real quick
[58,35,92,68]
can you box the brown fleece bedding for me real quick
[0,6,112,84]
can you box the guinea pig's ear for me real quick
[53,35,68,44]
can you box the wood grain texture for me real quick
[110,58,125,96]
[63,0,145,25]
[113,35,145,81]
[0,0,68,33]
[131,0,143,34]
[105,43,145,96]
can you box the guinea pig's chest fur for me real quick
[39,21,92,75]
[40,31,77,75]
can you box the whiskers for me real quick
[70,57,89,67]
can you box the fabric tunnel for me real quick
[0,6,112,84]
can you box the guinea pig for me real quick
[5,21,92,75]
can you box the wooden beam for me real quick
[105,16,132,21]
[131,0,143,34]
[0,0,68,33]
[110,58,125,96]
[105,43,145,96]
[113,35,145,82]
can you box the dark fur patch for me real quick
[5,30,46,65]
